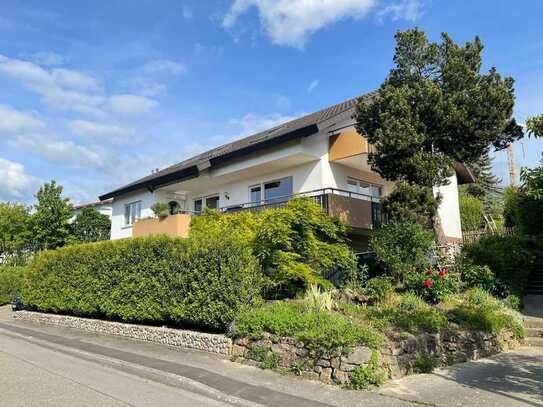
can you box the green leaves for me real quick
[355,28,523,188]
[526,114,543,138]
[70,208,111,243]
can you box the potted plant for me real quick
[151,202,170,219]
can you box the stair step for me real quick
[525,327,543,338]
[524,317,543,329]
[526,337,543,347]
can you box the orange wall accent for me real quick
[329,128,369,161]
[132,214,191,238]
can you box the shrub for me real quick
[459,261,496,293]
[444,289,524,339]
[232,301,384,357]
[360,277,394,304]
[381,181,440,227]
[150,202,170,218]
[303,285,334,312]
[404,266,460,303]
[367,293,448,334]
[459,194,485,231]
[348,351,386,389]
[503,186,543,235]
[24,235,263,330]
[191,199,358,297]
[70,208,111,243]
[414,355,438,373]
[0,266,25,305]
[463,235,536,296]
[246,346,280,369]
[370,221,434,282]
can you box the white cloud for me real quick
[223,0,377,48]
[108,94,158,116]
[228,112,300,139]
[28,51,64,66]
[142,59,187,75]
[0,157,40,201]
[68,120,135,142]
[307,79,319,93]
[377,0,422,22]
[0,54,105,116]
[0,105,45,133]
[13,134,105,168]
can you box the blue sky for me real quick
[0,0,542,203]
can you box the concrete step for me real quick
[526,337,543,347]
[525,327,543,338]
[523,317,543,329]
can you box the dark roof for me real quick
[100,92,376,200]
[73,198,113,210]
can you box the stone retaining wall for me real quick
[12,311,232,356]
[232,329,520,385]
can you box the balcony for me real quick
[220,188,383,230]
[133,213,192,238]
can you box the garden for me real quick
[1,28,542,389]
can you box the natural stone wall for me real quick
[232,329,520,385]
[12,311,232,355]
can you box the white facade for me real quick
[108,128,463,243]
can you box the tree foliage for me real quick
[0,202,31,262]
[462,151,501,200]
[381,181,440,227]
[526,114,543,138]
[355,29,523,188]
[30,181,73,251]
[70,208,111,243]
[459,193,485,231]
[369,221,434,282]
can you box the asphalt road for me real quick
[1,306,542,407]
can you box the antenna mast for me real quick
[507,143,516,186]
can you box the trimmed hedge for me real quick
[0,266,25,305]
[24,235,263,330]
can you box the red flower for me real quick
[438,270,446,278]
[426,268,433,276]
[423,279,433,288]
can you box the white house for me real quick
[100,93,473,248]
[73,199,113,219]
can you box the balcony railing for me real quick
[218,188,384,230]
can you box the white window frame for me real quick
[248,176,293,203]
[347,177,382,198]
[124,200,142,226]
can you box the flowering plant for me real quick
[405,266,459,303]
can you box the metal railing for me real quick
[216,188,384,229]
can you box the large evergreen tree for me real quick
[463,151,501,199]
[355,29,524,225]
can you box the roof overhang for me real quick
[99,123,319,201]
[454,162,476,184]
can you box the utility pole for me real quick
[507,143,516,186]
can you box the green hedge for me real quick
[463,234,537,297]
[24,235,263,330]
[0,266,25,305]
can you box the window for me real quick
[347,177,382,198]
[249,185,261,203]
[205,195,219,209]
[194,198,202,213]
[264,177,293,202]
[124,201,141,226]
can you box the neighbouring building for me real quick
[73,199,113,219]
[99,93,474,249]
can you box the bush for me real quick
[246,346,280,369]
[404,266,460,303]
[444,289,524,338]
[459,194,485,231]
[232,301,384,357]
[503,186,543,235]
[191,199,358,297]
[360,277,394,304]
[348,351,386,389]
[463,235,536,296]
[414,355,438,373]
[24,235,263,330]
[0,266,25,305]
[370,221,434,282]
[459,261,497,293]
[70,208,111,243]
[367,293,448,334]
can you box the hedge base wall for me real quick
[12,311,232,355]
[232,329,520,385]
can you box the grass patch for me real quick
[443,289,525,339]
[232,301,384,357]
[246,346,280,369]
[348,351,386,390]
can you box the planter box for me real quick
[133,214,191,238]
